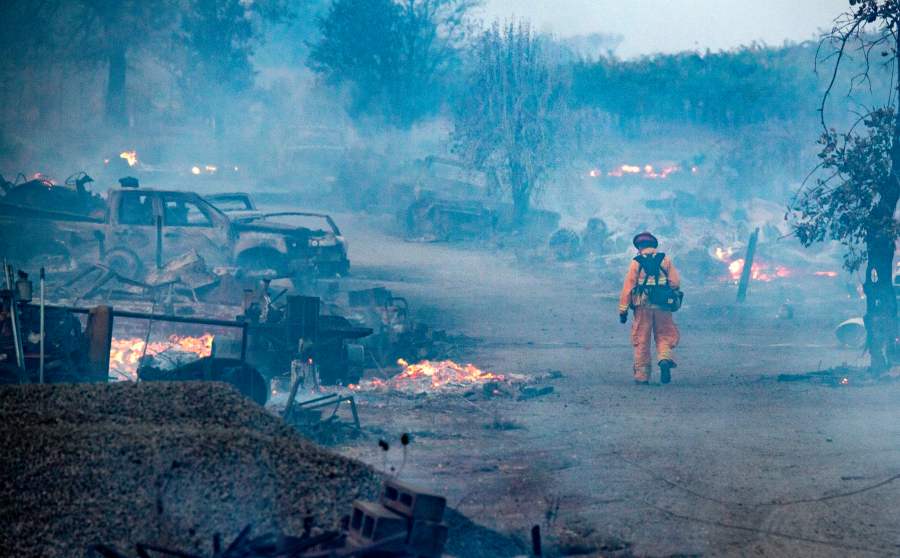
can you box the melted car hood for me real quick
[231,218,330,238]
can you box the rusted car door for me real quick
[159,192,232,266]
[109,190,160,268]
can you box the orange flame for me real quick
[605,163,681,179]
[723,258,794,283]
[109,333,213,380]
[714,246,735,262]
[120,150,138,167]
[350,358,522,393]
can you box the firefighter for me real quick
[618,232,681,384]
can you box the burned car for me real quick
[206,192,350,276]
[0,183,345,280]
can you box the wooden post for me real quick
[155,215,163,270]
[86,305,113,381]
[737,228,759,303]
[39,267,45,384]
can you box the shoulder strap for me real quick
[634,254,664,287]
[656,253,668,278]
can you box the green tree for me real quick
[178,0,290,134]
[570,44,820,130]
[452,21,568,223]
[790,1,900,374]
[61,0,177,127]
[308,0,474,125]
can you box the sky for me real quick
[479,0,849,58]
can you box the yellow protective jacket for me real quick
[618,250,681,313]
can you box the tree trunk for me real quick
[509,161,530,226]
[865,21,900,374]
[105,46,127,127]
[863,231,897,374]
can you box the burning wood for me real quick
[593,163,684,179]
[119,150,138,167]
[350,358,523,394]
[716,243,788,282]
[109,333,213,380]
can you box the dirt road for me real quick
[335,214,900,557]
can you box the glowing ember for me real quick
[604,163,681,179]
[119,150,138,167]
[714,246,735,262]
[30,173,55,184]
[191,166,201,175]
[607,164,642,177]
[840,377,850,385]
[725,259,790,282]
[109,333,213,380]
[350,358,524,393]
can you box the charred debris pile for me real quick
[0,381,382,558]
[0,173,462,393]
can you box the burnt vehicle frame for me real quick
[205,192,350,277]
[0,184,340,280]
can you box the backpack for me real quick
[634,253,684,312]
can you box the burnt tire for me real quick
[103,247,143,279]
[236,249,288,277]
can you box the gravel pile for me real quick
[0,381,381,557]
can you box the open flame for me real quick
[600,163,683,179]
[715,246,790,283]
[191,164,221,175]
[725,258,791,282]
[350,358,522,393]
[119,150,138,167]
[713,246,735,262]
[109,333,213,380]
[715,246,837,283]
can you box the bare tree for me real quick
[452,21,568,224]
[791,1,900,373]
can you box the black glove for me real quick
[619,312,628,324]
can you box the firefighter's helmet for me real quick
[632,232,658,250]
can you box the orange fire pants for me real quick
[631,306,679,381]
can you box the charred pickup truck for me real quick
[0,180,349,279]
[205,192,349,276]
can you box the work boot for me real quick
[659,359,676,384]
[634,379,649,385]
